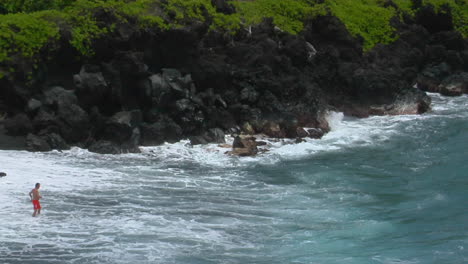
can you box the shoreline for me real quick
[0,8,466,155]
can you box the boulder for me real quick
[262,121,285,138]
[4,114,33,136]
[228,135,259,156]
[296,127,309,138]
[26,99,42,114]
[140,116,183,146]
[204,128,225,143]
[73,65,108,105]
[189,135,208,145]
[416,63,451,93]
[162,68,191,98]
[33,109,57,132]
[40,132,70,151]
[307,128,325,139]
[240,85,259,103]
[120,128,141,153]
[88,140,121,154]
[102,110,142,143]
[189,128,225,145]
[117,51,149,77]
[241,122,255,135]
[43,86,78,107]
[0,172,6,177]
[26,134,51,152]
[388,89,431,115]
[439,73,468,96]
[57,103,90,142]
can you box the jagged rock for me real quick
[228,135,259,156]
[296,127,309,138]
[190,128,226,145]
[241,122,255,135]
[43,86,78,107]
[439,73,468,96]
[212,0,235,14]
[4,114,33,136]
[38,132,70,151]
[26,134,51,152]
[415,4,454,34]
[6,2,468,155]
[26,99,42,114]
[388,89,431,115]
[57,103,90,142]
[162,68,191,98]
[307,128,325,139]
[175,98,195,112]
[283,38,314,66]
[424,45,448,64]
[103,110,142,143]
[117,51,149,77]
[121,128,141,153]
[140,116,183,146]
[189,135,208,145]
[74,65,108,99]
[262,121,285,138]
[33,109,57,131]
[416,63,452,93]
[88,140,121,154]
[240,86,259,103]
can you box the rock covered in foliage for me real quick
[0,1,466,155]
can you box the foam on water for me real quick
[1,93,467,263]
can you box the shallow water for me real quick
[1,93,467,264]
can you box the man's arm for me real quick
[29,189,33,200]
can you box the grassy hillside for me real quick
[0,0,467,77]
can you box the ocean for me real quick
[0,93,467,264]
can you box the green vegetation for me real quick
[0,0,74,13]
[232,0,327,34]
[326,0,398,50]
[0,11,60,62]
[0,0,467,75]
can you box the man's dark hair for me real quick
[35,183,40,188]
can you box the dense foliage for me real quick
[326,0,398,50]
[0,0,467,74]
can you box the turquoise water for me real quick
[0,94,467,264]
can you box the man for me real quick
[29,183,42,217]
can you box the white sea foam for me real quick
[0,93,466,263]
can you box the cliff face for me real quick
[0,3,466,153]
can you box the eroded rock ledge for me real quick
[0,8,466,155]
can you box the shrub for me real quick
[0,0,75,13]
[326,0,398,51]
[232,0,327,34]
[0,11,60,62]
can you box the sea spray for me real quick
[1,93,467,264]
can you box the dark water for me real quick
[0,94,467,264]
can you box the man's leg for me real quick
[37,208,41,215]
[32,209,37,217]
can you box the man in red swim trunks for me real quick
[29,183,42,217]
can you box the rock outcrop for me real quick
[0,4,466,155]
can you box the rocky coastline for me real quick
[0,4,466,155]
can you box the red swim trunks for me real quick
[32,200,41,210]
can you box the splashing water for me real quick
[1,94,467,264]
